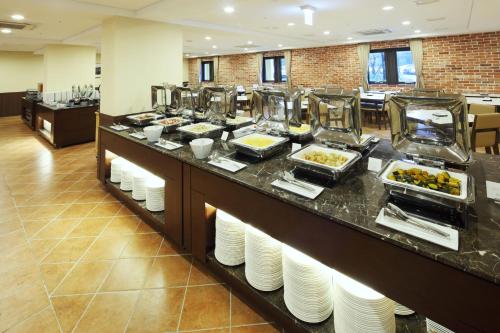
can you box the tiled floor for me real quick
[0,116,277,333]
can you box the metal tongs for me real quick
[158,137,179,149]
[279,171,316,193]
[384,203,450,239]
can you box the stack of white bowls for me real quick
[145,175,165,212]
[245,224,283,291]
[395,303,415,316]
[282,245,333,323]
[426,319,454,333]
[333,271,396,333]
[214,209,246,266]
[132,168,149,201]
[110,157,125,183]
[120,162,136,191]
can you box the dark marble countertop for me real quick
[39,102,99,111]
[101,125,500,284]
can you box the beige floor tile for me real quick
[87,202,122,218]
[58,203,96,219]
[100,258,153,291]
[135,221,157,234]
[7,307,60,333]
[231,293,267,326]
[179,285,230,330]
[43,237,94,263]
[157,237,188,255]
[0,262,40,297]
[68,217,111,237]
[100,215,141,236]
[29,239,60,260]
[53,261,114,296]
[23,219,53,238]
[115,205,135,216]
[82,235,131,261]
[120,233,162,258]
[65,180,100,192]
[231,324,280,333]
[52,295,93,332]
[33,218,80,239]
[75,190,110,204]
[0,219,22,235]
[40,263,74,293]
[145,255,192,288]
[73,291,140,333]
[189,260,220,286]
[50,190,85,205]
[126,288,185,333]
[23,204,68,220]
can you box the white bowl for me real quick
[143,125,163,142]
[190,138,214,159]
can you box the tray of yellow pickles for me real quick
[287,144,362,179]
[230,133,289,159]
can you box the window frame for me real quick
[262,56,287,83]
[368,47,415,85]
[201,60,214,82]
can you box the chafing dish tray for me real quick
[288,144,361,180]
[288,124,313,143]
[225,116,254,131]
[151,117,191,133]
[230,133,289,159]
[126,112,164,126]
[177,122,225,139]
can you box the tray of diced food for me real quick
[230,133,289,159]
[177,122,225,139]
[151,117,191,132]
[126,112,164,126]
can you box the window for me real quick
[368,48,415,84]
[263,56,287,83]
[201,61,214,82]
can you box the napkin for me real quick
[271,179,323,199]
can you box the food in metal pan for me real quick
[303,150,348,167]
[240,136,276,148]
[289,124,311,134]
[155,117,184,126]
[388,168,461,196]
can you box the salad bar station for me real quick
[97,85,500,333]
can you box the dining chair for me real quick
[471,113,500,154]
[469,104,496,115]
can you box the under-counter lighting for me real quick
[382,5,394,11]
[205,36,212,40]
[11,14,25,20]
[224,6,235,14]
[300,5,315,26]
[402,20,411,25]
[1,28,12,34]
[287,22,295,26]
[323,30,330,35]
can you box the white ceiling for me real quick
[0,0,499,56]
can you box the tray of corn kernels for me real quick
[230,133,289,159]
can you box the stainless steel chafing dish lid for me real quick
[253,88,301,133]
[388,93,471,165]
[309,90,364,147]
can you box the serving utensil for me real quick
[209,151,242,169]
[278,171,316,193]
[384,203,450,238]
[158,137,179,149]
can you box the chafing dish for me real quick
[177,122,225,139]
[168,87,196,117]
[126,112,164,126]
[252,88,301,135]
[225,116,254,131]
[198,86,237,125]
[288,143,361,180]
[230,133,289,159]
[378,93,474,226]
[151,117,191,133]
[287,124,313,143]
[309,90,374,151]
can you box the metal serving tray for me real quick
[287,125,314,143]
[225,116,254,131]
[126,112,164,126]
[151,117,191,133]
[177,122,225,140]
[230,133,289,159]
[288,144,361,180]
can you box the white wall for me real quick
[0,51,43,93]
[43,44,96,92]
[101,16,183,116]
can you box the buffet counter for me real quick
[98,124,500,333]
[36,103,99,148]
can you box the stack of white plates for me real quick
[333,272,395,333]
[282,245,333,323]
[426,319,454,333]
[214,209,245,266]
[395,303,415,316]
[120,162,136,191]
[132,168,149,201]
[110,157,125,183]
[145,176,165,212]
[245,224,282,291]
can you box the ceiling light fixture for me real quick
[323,30,330,35]
[402,20,411,25]
[1,28,12,34]
[382,5,394,11]
[414,29,421,33]
[287,22,295,26]
[11,14,24,20]
[185,54,190,57]
[247,41,253,45]
[205,36,212,40]
[300,5,316,26]
[244,48,248,51]
[278,44,283,47]
[212,45,217,49]
[224,6,235,14]
[347,36,353,40]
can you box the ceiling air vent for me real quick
[427,17,446,22]
[356,29,392,36]
[234,44,260,49]
[413,0,439,5]
[0,21,35,31]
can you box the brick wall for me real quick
[188,31,500,94]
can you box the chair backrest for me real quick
[471,113,500,149]
[469,103,496,115]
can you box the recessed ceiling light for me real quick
[278,44,283,47]
[205,52,209,54]
[414,29,421,33]
[244,48,248,51]
[11,14,24,20]
[300,5,316,26]
[287,22,295,26]
[347,36,353,40]
[212,45,217,49]
[382,5,394,11]
[247,41,253,45]
[185,54,190,57]
[323,31,331,35]
[205,36,212,40]
[1,28,12,34]
[224,6,235,14]
[402,20,411,25]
